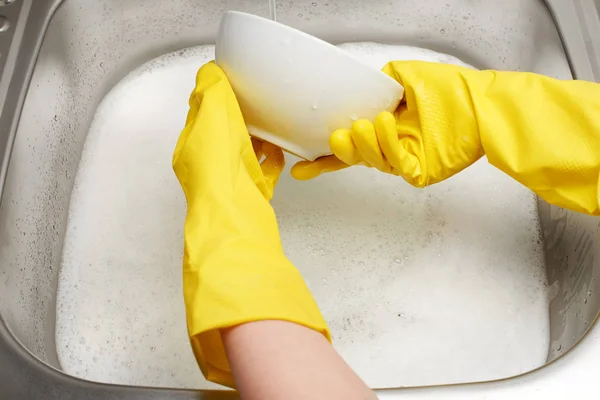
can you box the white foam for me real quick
[56,43,549,390]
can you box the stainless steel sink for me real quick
[1,0,600,398]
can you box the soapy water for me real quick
[56,43,549,389]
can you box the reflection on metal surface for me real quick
[0,15,9,32]
[540,200,600,362]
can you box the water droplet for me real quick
[312,1,317,5]
[588,290,592,297]
[359,261,365,266]
[350,114,358,121]
[557,345,562,351]
[440,28,446,34]
[85,346,91,352]
[94,325,100,331]
[298,13,303,17]
[150,346,156,352]
[311,102,318,110]
[584,298,588,304]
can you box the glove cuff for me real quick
[183,245,330,388]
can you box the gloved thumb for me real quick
[291,155,348,180]
[251,138,285,200]
[291,128,367,180]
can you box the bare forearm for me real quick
[222,320,376,400]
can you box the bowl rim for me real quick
[219,10,403,90]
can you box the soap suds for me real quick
[56,43,548,389]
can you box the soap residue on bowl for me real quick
[55,43,548,389]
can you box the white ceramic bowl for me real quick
[215,11,404,161]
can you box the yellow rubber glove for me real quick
[173,61,330,388]
[292,61,600,215]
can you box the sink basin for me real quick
[1,0,600,399]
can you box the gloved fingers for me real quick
[350,120,392,174]
[290,127,363,180]
[373,111,401,168]
[291,155,349,180]
[249,137,285,200]
[329,128,366,167]
[389,142,425,186]
[258,141,285,199]
[251,137,265,161]
[373,111,423,185]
